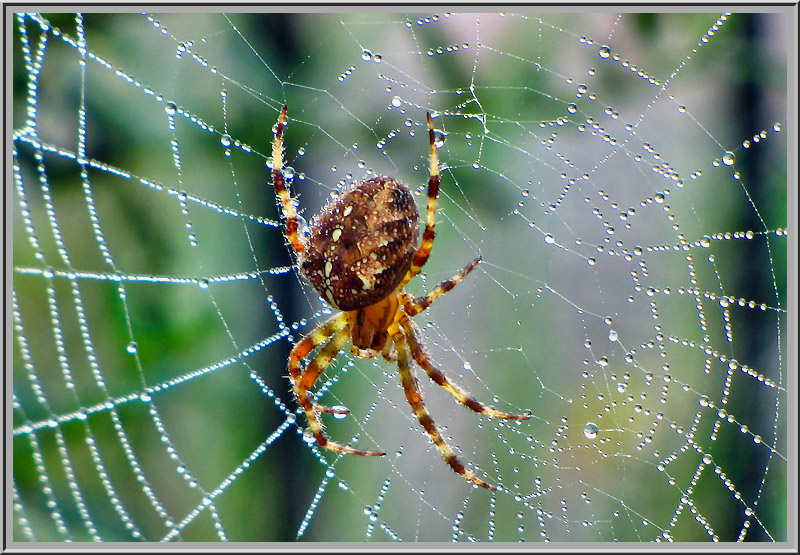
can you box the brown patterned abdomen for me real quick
[300,176,420,311]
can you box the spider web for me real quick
[9,9,793,544]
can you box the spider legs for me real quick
[392,324,496,490]
[402,258,527,419]
[289,314,349,416]
[403,256,482,317]
[352,340,395,362]
[400,313,531,421]
[270,105,306,255]
[289,313,385,457]
[393,256,528,489]
[398,112,440,290]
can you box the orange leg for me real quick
[288,313,348,384]
[289,313,350,416]
[398,112,440,289]
[391,324,496,490]
[404,256,481,317]
[289,314,384,457]
[270,105,305,255]
[381,340,397,363]
[351,340,394,361]
[399,312,530,421]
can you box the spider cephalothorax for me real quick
[270,106,530,490]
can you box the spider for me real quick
[270,106,530,490]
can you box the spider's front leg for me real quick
[270,105,306,255]
[289,314,385,457]
[397,112,441,290]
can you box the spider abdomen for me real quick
[300,176,420,311]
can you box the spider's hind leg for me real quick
[391,324,497,490]
[400,312,531,421]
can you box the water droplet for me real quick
[126,341,138,354]
[361,50,372,61]
[567,103,577,114]
[722,151,735,166]
[165,102,177,115]
[544,234,555,244]
[583,422,598,439]
[220,134,232,147]
[598,45,611,59]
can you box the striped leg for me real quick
[398,112,440,289]
[399,313,531,421]
[271,105,306,255]
[289,313,349,416]
[289,315,385,456]
[404,256,481,317]
[288,313,348,383]
[392,325,496,490]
